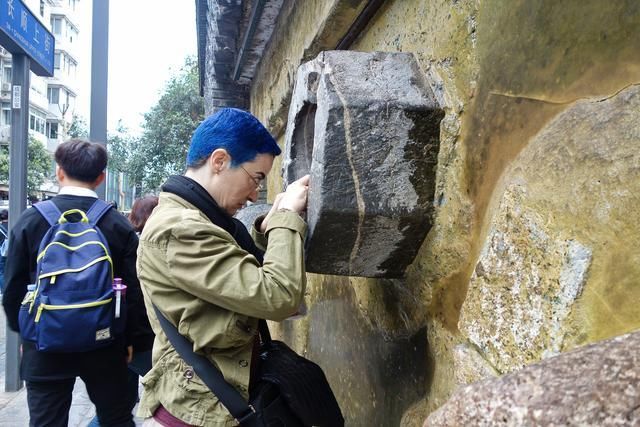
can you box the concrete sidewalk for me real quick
[0,307,144,426]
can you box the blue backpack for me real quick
[19,199,124,352]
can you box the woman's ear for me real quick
[209,148,229,173]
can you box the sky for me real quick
[76,0,197,135]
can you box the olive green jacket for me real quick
[136,192,307,426]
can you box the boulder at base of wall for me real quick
[424,330,640,426]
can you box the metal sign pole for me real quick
[5,53,30,392]
[90,0,109,200]
[0,0,55,392]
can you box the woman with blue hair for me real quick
[136,108,309,426]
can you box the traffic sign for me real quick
[0,0,55,76]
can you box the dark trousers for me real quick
[26,368,134,427]
[87,350,153,427]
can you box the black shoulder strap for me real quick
[152,304,258,425]
[258,319,271,344]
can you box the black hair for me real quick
[54,139,108,183]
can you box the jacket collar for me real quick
[161,175,264,264]
[58,186,98,198]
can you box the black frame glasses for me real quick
[240,166,264,191]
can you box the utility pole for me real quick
[89,0,109,200]
[5,54,29,392]
[0,0,55,392]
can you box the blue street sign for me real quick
[0,0,55,76]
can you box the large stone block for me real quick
[425,330,640,426]
[283,51,444,277]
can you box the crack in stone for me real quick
[328,73,365,274]
[488,82,640,105]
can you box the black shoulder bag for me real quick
[153,305,344,427]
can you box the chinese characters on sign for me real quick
[0,0,55,76]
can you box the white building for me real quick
[0,0,82,199]
[0,0,80,149]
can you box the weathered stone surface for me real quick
[277,273,430,427]
[283,50,444,277]
[425,330,640,426]
[459,84,640,375]
[250,0,371,135]
[458,185,593,373]
[452,343,499,385]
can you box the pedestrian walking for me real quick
[2,139,148,427]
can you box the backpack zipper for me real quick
[35,298,113,322]
[37,240,110,262]
[38,255,113,280]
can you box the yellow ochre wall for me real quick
[247,1,640,425]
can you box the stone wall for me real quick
[217,0,640,425]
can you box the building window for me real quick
[54,53,60,69]
[40,0,44,16]
[48,87,60,104]
[48,122,59,139]
[51,17,62,36]
[29,112,46,135]
[2,65,11,82]
[1,103,11,126]
[61,55,77,78]
[66,24,78,44]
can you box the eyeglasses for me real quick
[240,166,264,191]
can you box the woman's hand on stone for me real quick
[279,175,310,214]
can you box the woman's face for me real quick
[216,153,274,216]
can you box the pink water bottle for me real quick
[112,278,127,318]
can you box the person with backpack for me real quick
[2,139,147,427]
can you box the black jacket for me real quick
[2,195,153,381]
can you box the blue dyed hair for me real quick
[186,108,281,168]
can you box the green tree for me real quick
[68,114,89,139]
[129,56,204,192]
[107,121,137,173]
[0,137,53,198]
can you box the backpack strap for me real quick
[85,199,113,225]
[33,200,63,227]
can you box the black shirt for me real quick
[2,194,153,380]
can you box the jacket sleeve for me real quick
[250,215,268,251]
[2,217,32,332]
[167,210,307,321]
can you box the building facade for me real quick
[0,0,81,202]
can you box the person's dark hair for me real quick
[128,196,159,233]
[54,139,108,183]
[186,108,281,169]
[0,209,7,221]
